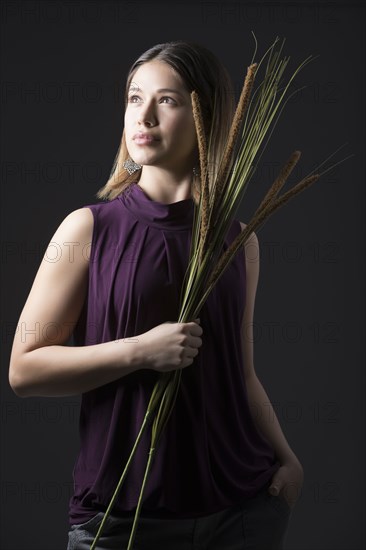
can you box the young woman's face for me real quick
[124,60,198,172]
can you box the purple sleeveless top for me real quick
[68,182,280,525]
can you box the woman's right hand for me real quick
[140,319,203,373]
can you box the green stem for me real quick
[90,374,170,549]
[90,410,151,549]
[126,447,156,550]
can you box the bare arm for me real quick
[239,222,303,468]
[9,208,202,398]
[8,208,144,397]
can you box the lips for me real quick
[133,132,159,141]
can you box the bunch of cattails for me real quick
[91,35,352,550]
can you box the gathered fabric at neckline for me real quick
[117,182,195,230]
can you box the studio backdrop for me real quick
[1,1,364,549]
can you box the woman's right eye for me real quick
[128,95,141,103]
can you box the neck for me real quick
[136,166,194,203]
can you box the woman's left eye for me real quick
[160,96,176,104]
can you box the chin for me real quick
[132,154,161,165]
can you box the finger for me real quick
[190,335,203,347]
[268,474,283,495]
[190,321,203,336]
[268,484,280,496]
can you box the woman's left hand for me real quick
[268,459,304,510]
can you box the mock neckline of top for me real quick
[117,182,195,230]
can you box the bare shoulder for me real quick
[53,207,94,262]
[60,207,94,240]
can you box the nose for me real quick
[137,101,157,127]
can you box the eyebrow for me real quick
[128,87,185,98]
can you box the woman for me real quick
[9,41,304,549]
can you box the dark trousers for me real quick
[67,481,292,550]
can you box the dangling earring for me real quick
[192,166,200,177]
[123,157,142,174]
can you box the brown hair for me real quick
[96,40,236,205]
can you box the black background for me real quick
[1,1,365,549]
